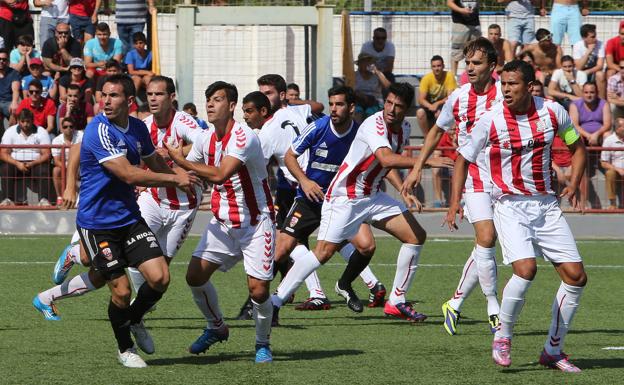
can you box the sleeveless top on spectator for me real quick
[573,98,605,135]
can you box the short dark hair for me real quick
[18,109,34,121]
[580,24,596,38]
[257,74,287,94]
[17,34,34,46]
[463,37,498,64]
[328,85,355,105]
[387,82,415,107]
[205,81,238,103]
[96,22,110,33]
[287,83,300,92]
[373,27,387,36]
[561,55,574,64]
[105,59,122,70]
[583,81,597,90]
[502,60,536,84]
[28,78,42,90]
[532,79,543,88]
[67,83,82,93]
[149,76,176,94]
[182,102,197,114]
[535,28,551,41]
[61,116,76,127]
[103,74,136,98]
[488,24,501,31]
[431,55,444,64]
[0,48,8,56]
[132,32,147,44]
[242,91,271,112]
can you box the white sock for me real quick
[274,250,321,307]
[190,281,224,329]
[473,244,500,316]
[495,274,533,339]
[290,245,326,299]
[544,282,584,355]
[69,231,86,266]
[252,298,273,346]
[448,250,479,311]
[339,243,379,289]
[38,272,96,304]
[388,244,422,305]
[290,244,309,260]
[128,267,146,295]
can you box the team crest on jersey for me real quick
[459,114,468,123]
[101,247,113,261]
[503,141,510,149]
[536,119,547,133]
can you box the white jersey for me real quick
[187,121,275,229]
[437,81,503,193]
[143,111,202,210]
[325,111,410,200]
[460,97,577,198]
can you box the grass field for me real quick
[2,235,623,384]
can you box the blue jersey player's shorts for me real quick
[281,198,323,241]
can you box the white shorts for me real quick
[317,192,406,244]
[493,195,582,265]
[463,192,494,224]
[137,192,197,259]
[192,215,275,281]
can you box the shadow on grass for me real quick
[500,357,624,373]
[515,329,623,337]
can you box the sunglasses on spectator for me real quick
[0,57,8,61]
[62,124,74,129]
[29,89,42,94]
[373,35,387,40]
[539,34,553,42]
[56,30,70,35]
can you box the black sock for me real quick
[128,282,164,324]
[338,250,372,288]
[108,300,133,353]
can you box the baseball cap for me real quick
[29,58,43,67]
[69,57,84,68]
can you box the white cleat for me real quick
[117,347,147,368]
[130,321,155,354]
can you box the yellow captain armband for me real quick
[558,125,580,145]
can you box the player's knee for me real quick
[185,269,205,287]
[514,263,537,281]
[416,108,426,119]
[248,284,270,303]
[357,242,376,257]
[564,269,587,287]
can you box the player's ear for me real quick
[349,102,356,115]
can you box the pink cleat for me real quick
[492,337,512,367]
[539,350,581,373]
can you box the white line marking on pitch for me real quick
[602,347,624,350]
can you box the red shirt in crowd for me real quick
[606,36,624,63]
[69,0,96,17]
[16,98,57,128]
[0,0,30,22]
[59,101,94,131]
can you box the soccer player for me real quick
[402,37,503,336]
[165,81,276,363]
[446,60,587,372]
[271,83,429,323]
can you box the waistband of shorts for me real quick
[552,3,579,9]
[498,193,556,203]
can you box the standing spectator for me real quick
[58,83,93,130]
[522,28,562,81]
[34,0,69,47]
[58,57,94,103]
[124,32,153,96]
[359,27,396,82]
[550,0,588,47]
[16,79,57,135]
[68,0,101,44]
[0,0,33,50]
[447,0,481,76]
[9,35,41,76]
[607,59,624,121]
[21,58,56,99]
[115,0,155,54]
[0,109,52,206]
[0,48,20,132]
[600,117,624,209]
[353,52,390,122]
[548,55,586,109]
[83,22,123,79]
[605,21,624,79]
[497,0,541,56]
[182,102,209,129]
[573,24,606,99]
[286,83,300,103]
[41,22,82,76]
[51,116,82,205]
[487,24,513,74]
[416,55,457,136]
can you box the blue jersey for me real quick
[77,113,156,230]
[291,115,358,204]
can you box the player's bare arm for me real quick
[444,153,470,231]
[289,98,324,114]
[284,147,324,202]
[165,141,243,185]
[386,169,422,212]
[560,138,587,209]
[401,124,445,193]
[374,146,416,169]
[102,153,196,189]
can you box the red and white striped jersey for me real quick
[143,111,202,210]
[459,97,578,198]
[325,111,410,201]
[187,120,275,229]
[437,81,503,193]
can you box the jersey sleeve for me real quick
[226,127,254,164]
[186,130,208,163]
[361,118,392,154]
[85,124,124,163]
[291,121,318,155]
[435,90,457,131]
[552,103,581,145]
[459,110,491,163]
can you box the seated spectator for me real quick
[58,84,93,130]
[16,79,57,135]
[0,0,33,51]
[607,59,624,122]
[0,109,52,206]
[51,116,82,205]
[182,102,209,129]
[41,22,81,77]
[416,55,457,136]
[548,55,586,109]
[68,0,102,44]
[523,28,562,82]
[354,52,390,122]
[34,0,69,47]
[9,35,41,76]
[83,22,123,79]
[0,48,20,131]
[58,57,94,103]
[573,24,606,98]
[605,20,624,79]
[286,83,300,103]
[487,24,513,74]
[519,51,545,84]
[124,32,153,96]
[21,58,56,99]
[600,117,624,209]
[530,79,546,98]
[360,27,395,82]
[93,60,138,117]
[431,129,457,208]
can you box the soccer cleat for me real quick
[384,301,427,322]
[442,301,460,335]
[255,344,273,363]
[368,282,386,308]
[235,297,253,321]
[52,244,75,284]
[33,295,60,321]
[271,305,280,327]
[130,321,155,354]
[488,314,500,334]
[539,350,581,373]
[492,337,512,367]
[117,347,147,368]
[294,297,331,311]
[189,326,229,355]
[334,281,363,313]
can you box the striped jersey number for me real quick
[281,120,300,136]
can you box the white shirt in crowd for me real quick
[601,133,624,169]
[550,69,587,94]
[52,130,83,164]
[1,124,51,161]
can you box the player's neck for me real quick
[333,118,352,134]
[154,108,174,127]
[507,96,533,115]
[214,118,234,139]
[109,113,129,129]
[472,77,494,94]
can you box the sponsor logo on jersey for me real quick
[315,148,328,158]
[106,260,118,268]
[101,247,113,261]
[289,216,299,228]
[319,142,327,148]
[149,241,158,248]
[536,119,546,133]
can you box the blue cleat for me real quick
[255,344,273,363]
[52,244,75,284]
[33,295,61,321]
[188,326,229,354]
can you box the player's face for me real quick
[430,59,444,76]
[101,82,130,120]
[582,84,597,103]
[259,85,284,111]
[501,70,531,111]
[465,49,494,86]
[242,102,266,129]
[206,89,235,123]
[146,81,174,115]
[383,92,407,128]
[329,94,353,126]
[286,88,300,103]
[487,28,501,43]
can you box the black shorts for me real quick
[275,187,297,230]
[77,219,164,281]
[281,198,322,241]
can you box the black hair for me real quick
[287,83,300,92]
[18,109,34,121]
[328,85,356,105]
[583,81,597,90]
[96,22,110,33]
[205,81,238,103]
[502,60,536,84]
[257,74,287,94]
[488,24,501,31]
[242,91,271,112]
[182,102,197,114]
[463,37,498,65]
[17,34,34,46]
[105,59,122,70]
[535,28,551,41]
[28,78,42,90]
[373,27,387,36]
[103,74,136,98]
[149,76,176,94]
[61,116,76,126]
[387,82,415,107]
[430,55,444,64]
[580,24,596,38]
[561,55,574,64]
[132,32,147,43]
[67,83,81,93]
